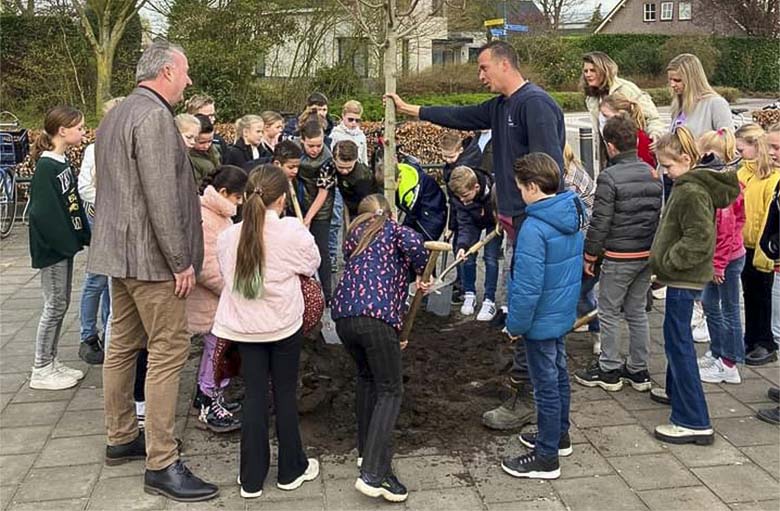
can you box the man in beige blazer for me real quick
[88,39,217,502]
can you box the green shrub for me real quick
[399,63,482,95]
[660,36,721,76]
[514,36,582,89]
[615,42,663,76]
[713,37,780,93]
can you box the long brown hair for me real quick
[601,94,647,131]
[347,194,392,257]
[30,106,83,162]
[234,164,287,299]
[581,51,618,98]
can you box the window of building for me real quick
[337,37,369,78]
[468,47,480,63]
[678,1,692,20]
[660,2,673,20]
[432,41,458,67]
[643,3,656,21]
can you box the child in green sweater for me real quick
[28,106,91,391]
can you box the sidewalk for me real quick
[0,226,778,511]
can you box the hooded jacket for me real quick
[738,161,780,272]
[507,191,584,340]
[451,167,497,253]
[330,123,368,165]
[189,145,221,187]
[651,167,740,289]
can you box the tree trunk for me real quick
[382,0,399,210]
[95,49,114,120]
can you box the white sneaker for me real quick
[460,293,477,316]
[476,299,497,321]
[692,320,710,343]
[30,363,78,390]
[591,332,601,355]
[53,359,84,381]
[699,358,741,384]
[698,351,717,368]
[277,458,319,491]
[651,286,666,300]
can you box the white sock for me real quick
[135,401,146,418]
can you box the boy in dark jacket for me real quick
[574,115,662,394]
[333,140,379,220]
[501,153,584,480]
[272,140,305,219]
[448,165,501,321]
[650,126,739,445]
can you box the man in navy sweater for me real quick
[387,40,566,431]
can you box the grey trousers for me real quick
[597,259,652,373]
[34,258,74,368]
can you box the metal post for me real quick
[579,127,594,179]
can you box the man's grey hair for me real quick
[136,39,186,83]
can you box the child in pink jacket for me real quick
[212,164,321,499]
[697,130,746,384]
[187,165,247,433]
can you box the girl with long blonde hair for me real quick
[667,54,732,136]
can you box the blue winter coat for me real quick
[507,190,584,341]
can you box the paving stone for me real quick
[704,392,756,419]
[67,387,104,411]
[487,498,566,511]
[0,372,27,394]
[35,435,105,467]
[582,424,665,457]
[179,423,241,456]
[467,459,557,504]
[0,453,36,486]
[87,476,166,510]
[52,409,105,438]
[568,383,612,404]
[740,446,780,480]
[609,388,668,411]
[7,498,89,511]
[608,453,698,491]
[712,417,780,447]
[0,426,53,455]
[404,486,484,511]
[638,486,730,511]
[393,455,470,491]
[664,433,748,468]
[0,485,13,510]
[99,459,145,480]
[751,367,780,387]
[558,444,614,479]
[322,481,390,511]
[722,378,780,404]
[0,342,34,357]
[0,392,12,412]
[14,464,100,502]
[0,356,32,374]
[261,466,324,502]
[0,401,68,428]
[320,454,359,482]
[183,452,239,485]
[553,474,648,511]
[247,496,323,511]
[570,399,637,429]
[729,500,780,510]
[693,464,780,503]
[10,385,77,404]
[169,490,250,510]
[631,408,672,434]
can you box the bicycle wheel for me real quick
[0,168,17,238]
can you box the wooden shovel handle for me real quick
[400,241,451,341]
[289,181,304,223]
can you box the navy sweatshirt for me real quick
[420,83,565,219]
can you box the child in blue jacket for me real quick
[501,153,584,480]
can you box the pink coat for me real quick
[212,210,320,342]
[186,186,236,334]
[713,185,746,278]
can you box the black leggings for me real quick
[742,248,775,352]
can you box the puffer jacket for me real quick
[584,150,662,260]
[507,190,584,340]
[186,186,236,334]
[651,167,740,289]
[738,161,780,272]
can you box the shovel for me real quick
[289,181,341,345]
[401,241,452,343]
[425,243,454,316]
[429,225,503,294]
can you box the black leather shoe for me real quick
[144,460,219,502]
[769,387,780,403]
[746,346,778,366]
[105,432,145,466]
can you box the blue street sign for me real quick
[505,24,529,32]
[490,28,506,37]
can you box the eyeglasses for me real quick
[345,117,361,123]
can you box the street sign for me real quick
[490,28,507,37]
[505,24,529,32]
[484,18,505,27]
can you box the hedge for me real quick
[340,87,741,122]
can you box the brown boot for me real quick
[482,385,536,430]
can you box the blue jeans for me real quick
[461,232,502,301]
[664,287,711,430]
[702,255,745,363]
[526,336,570,458]
[329,189,344,264]
[80,206,110,341]
[577,273,600,332]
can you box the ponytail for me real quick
[656,126,699,168]
[233,164,287,299]
[31,105,84,162]
[348,194,392,257]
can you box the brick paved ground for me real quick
[1,227,778,510]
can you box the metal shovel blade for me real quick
[426,250,453,317]
[321,308,341,345]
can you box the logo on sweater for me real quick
[56,169,73,194]
[507,114,516,128]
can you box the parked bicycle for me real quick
[0,112,30,239]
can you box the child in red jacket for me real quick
[696,129,746,384]
[600,94,657,171]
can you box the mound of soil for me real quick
[296,312,521,455]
